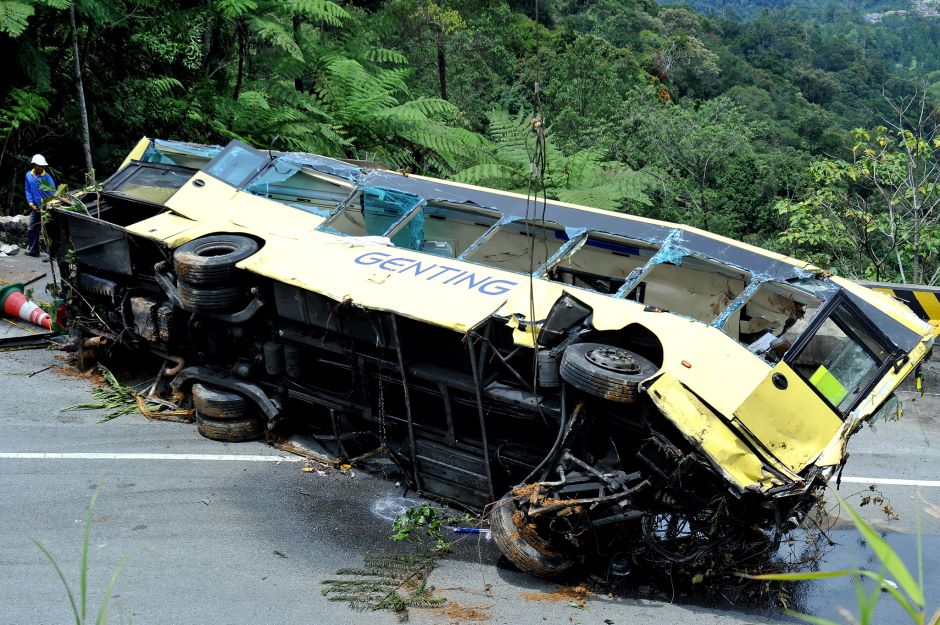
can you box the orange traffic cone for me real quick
[0,283,52,330]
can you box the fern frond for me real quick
[284,0,349,25]
[150,77,184,98]
[319,58,388,106]
[322,554,443,623]
[249,15,304,61]
[452,163,520,185]
[370,105,429,126]
[372,67,410,95]
[236,90,271,109]
[395,97,459,120]
[0,1,34,37]
[366,47,408,65]
[16,40,51,89]
[217,0,258,18]
[73,0,121,22]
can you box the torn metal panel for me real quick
[646,372,768,492]
[59,210,133,276]
[733,362,841,472]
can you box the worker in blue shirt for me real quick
[24,153,54,257]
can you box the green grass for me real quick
[750,495,937,625]
[31,483,131,625]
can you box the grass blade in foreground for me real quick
[748,495,931,624]
[30,483,131,625]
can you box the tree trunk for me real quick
[912,194,922,284]
[293,14,303,92]
[70,2,94,185]
[436,30,447,101]
[697,166,709,232]
[202,0,214,78]
[232,20,248,100]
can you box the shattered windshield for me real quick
[787,300,892,416]
[318,187,424,242]
[202,142,269,188]
[245,157,353,217]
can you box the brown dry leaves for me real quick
[520,584,592,608]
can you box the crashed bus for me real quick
[49,138,937,578]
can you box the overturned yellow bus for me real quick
[50,138,936,577]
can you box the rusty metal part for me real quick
[586,346,642,374]
[528,479,650,518]
[150,349,185,376]
[489,496,577,579]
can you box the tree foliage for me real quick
[778,90,940,283]
[0,0,937,290]
[454,110,654,212]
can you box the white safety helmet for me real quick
[30,154,48,167]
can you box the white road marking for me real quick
[0,452,305,462]
[0,454,936,488]
[838,476,940,488]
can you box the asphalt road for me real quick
[0,346,937,625]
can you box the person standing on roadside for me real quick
[24,153,54,257]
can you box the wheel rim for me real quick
[585,346,642,374]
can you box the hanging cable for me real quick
[525,0,550,397]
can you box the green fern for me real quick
[322,554,445,623]
[0,87,49,136]
[366,47,409,65]
[16,39,51,89]
[72,0,121,23]
[249,15,304,60]
[181,2,490,175]
[452,163,521,186]
[395,97,459,119]
[450,110,654,211]
[0,1,33,37]
[237,89,271,110]
[217,0,258,18]
[283,0,349,25]
[150,77,184,98]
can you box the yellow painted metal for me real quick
[163,172,239,222]
[913,290,940,321]
[239,237,513,333]
[116,137,151,173]
[647,372,769,492]
[496,281,770,418]
[226,190,326,239]
[162,174,328,242]
[125,212,230,247]
[734,362,842,472]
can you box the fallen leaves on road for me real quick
[520,584,592,608]
[437,601,490,623]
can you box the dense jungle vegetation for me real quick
[1,0,938,282]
